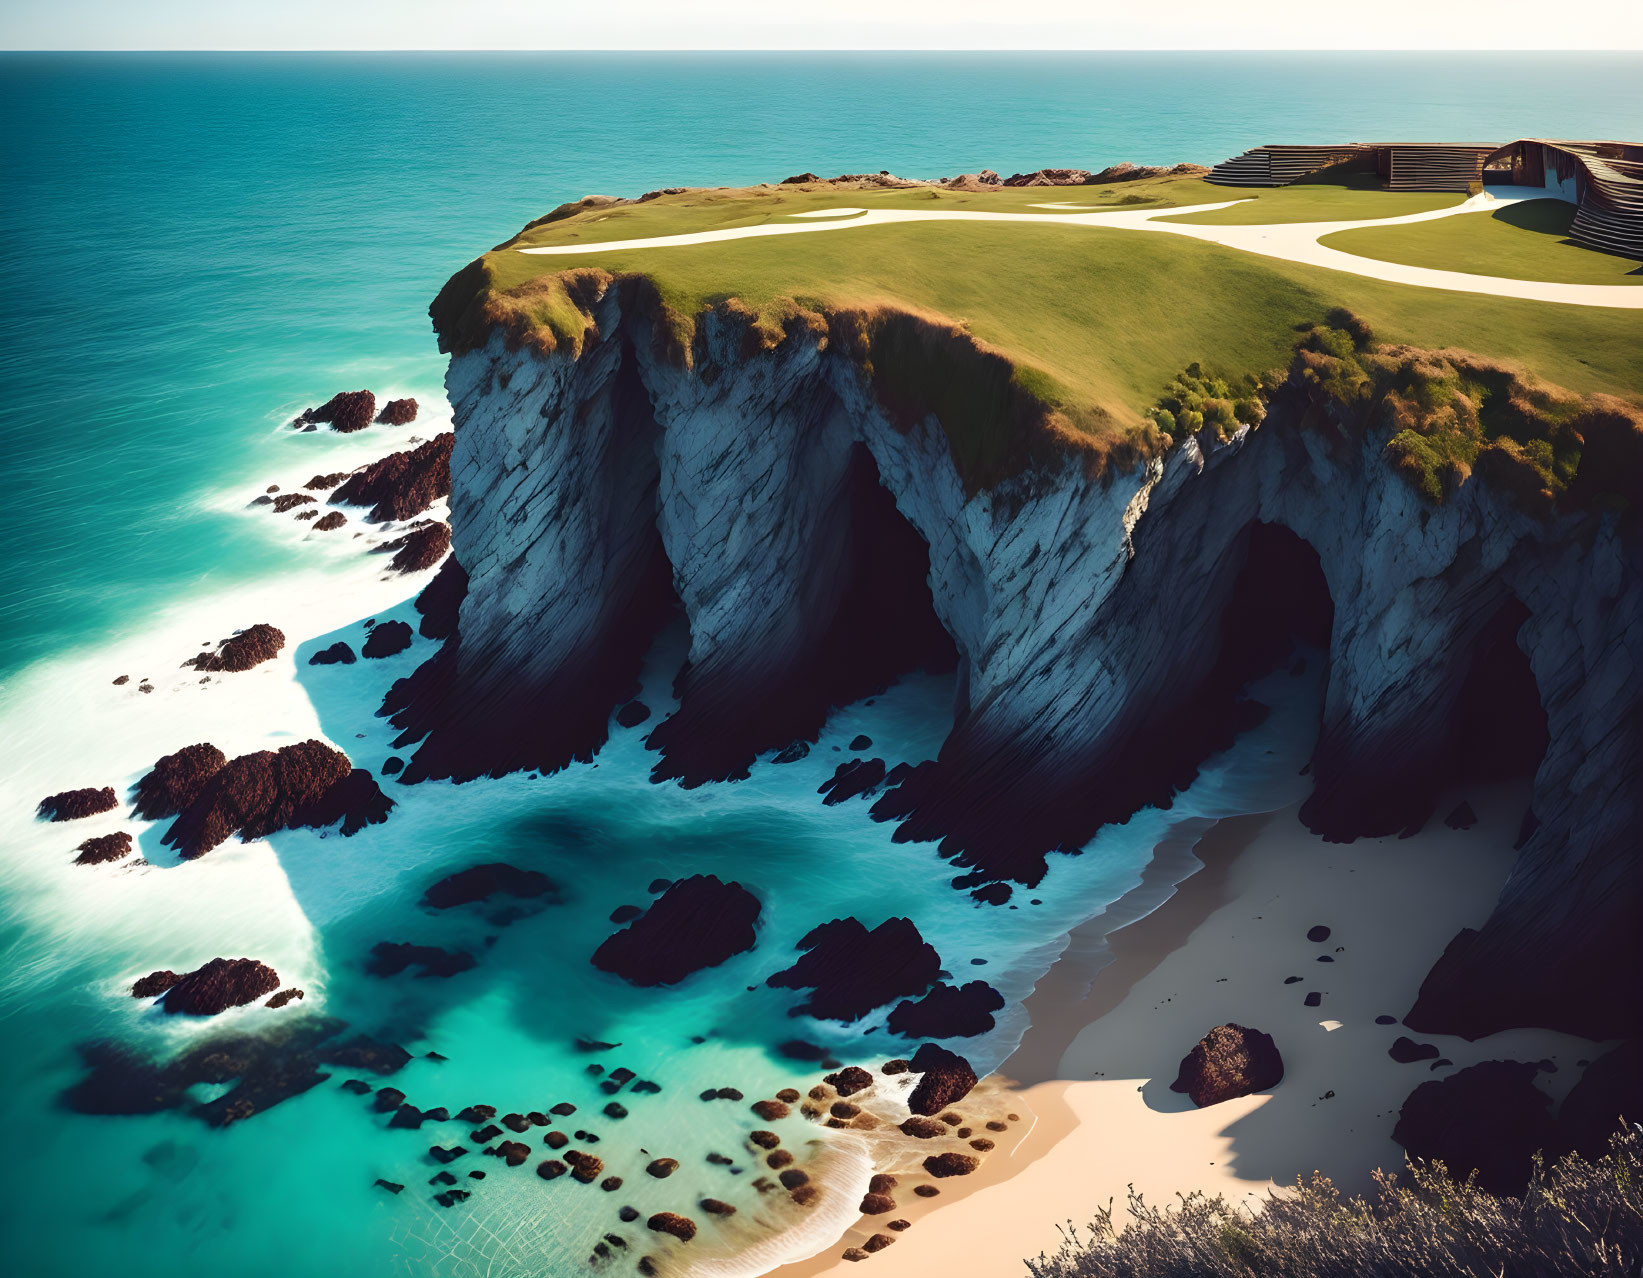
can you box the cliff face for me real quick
[394,278,1641,1042]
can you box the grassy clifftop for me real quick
[432,176,1643,495]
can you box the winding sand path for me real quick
[520,188,1643,309]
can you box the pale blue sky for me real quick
[4,0,1640,50]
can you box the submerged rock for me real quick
[185,624,285,673]
[160,958,282,1016]
[766,916,939,1022]
[365,941,477,979]
[1171,1024,1284,1107]
[592,875,762,987]
[422,862,560,910]
[132,743,228,820]
[37,787,118,822]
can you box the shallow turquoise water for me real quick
[1,51,1640,1278]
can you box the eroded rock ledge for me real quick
[394,274,1641,1043]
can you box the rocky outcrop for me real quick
[380,522,450,574]
[767,917,940,1022]
[312,511,347,532]
[37,787,118,821]
[592,875,761,986]
[75,832,134,865]
[160,958,282,1015]
[1171,1024,1284,1107]
[377,397,419,425]
[160,740,392,858]
[422,270,1642,1043]
[1393,1060,1563,1195]
[186,624,286,673]
[133,743,228,819]
[271,493,315,513]
[887,980,1005,1038]
[906,1043,978,1115]
[294,390,376,433]
[132,970,182,998]
[330,433,453,522]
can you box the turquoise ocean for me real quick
[2,52,1640,1278]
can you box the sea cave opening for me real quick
[1449,597,1550,789]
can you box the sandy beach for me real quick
[783,786,1606,1276]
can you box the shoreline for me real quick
[778,788,1606,1276]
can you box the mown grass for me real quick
[1158,172,1463,226]
[1025,1124,1643,1278]
[1320,198,1643,285]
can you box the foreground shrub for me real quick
[1026,1123,1643,1278]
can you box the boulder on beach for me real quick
[132,743,228,820]
[887,980,1005,1039]
[294,390,376,433]
[75,831,134,865]
[823,1066,873,1097]
[592,875,761,987]
[160,958,282,1016]
[1394,1059,1563,1195]
[767,916,940,1022]
[329,432,453,522]
[906,1043,978,1116]
[161,739,393,858]
[185,624,285,673]
[922,1152,979,1178]
[376,397,418,425]
[1171,1023,1284,1107]
[37,787,119,822]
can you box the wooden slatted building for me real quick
[1206,144,1372,186]
[1485,139,1643,258]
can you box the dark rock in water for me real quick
[646,1158,678,1178]
[422,862,561,910]
[818,758,886,806]
[471,1124,502,1142]
[272,492,315,514]
[1390,1036,1441,1064]
[576,1037,620,1053]
[1394,1060,1562,1195]
[646,878,672,895]
[609,904,643,924]
[502,1112,530,1132]
[305,471,351,491]
[75,831,134,865]
[922,1152,979,1178]
[749,1130,780,1149]
[1444,801,1479,830]
[906,1044,978,1116]
[381,756,404,776]
[366,941,476,980]
[374,1179,404,1194]
[543,1130,568,1149]
[592,875,761,987]
[565,1150,604,1184]
[186,624,286,673]
[536,1159,567,1180]
[312,511,347,532]
[330,433,453,522]
[429,1145,467,1164]
[899,1115,946,1138]
[849,735,873,751]
[113,674,130,685]
[133,744,228,819]
[161,958,281,1016]
[380,523,451,575]
[377,397,419,425]
[375,1088,409,1114]
[600,1176,623,1192]
[1171,1024,1283,1107]
[1560,1039,1643,1159]
[389,1103,428,1129]
[750,1099,789,1121]
[647,1212,697,1242]
[162,740,393,858]
[433,1189,470,1208]
[700,1197,735,1216]
[767,916,939,1022]
[1306,925,1331,943]
[37,787,118,822]
[824,1066,873,1097]
[631,1079,660,1094]
[425,1106,449,1119]
[881,1059,910,1075]
[714,1087,742,1101]
[549,1102,576,1115]
[294,509,318,521]
[320,1035,411,1075]
[618,1206,639,1222]
[341,1079,372,1095]
[132,970,182,999]
[295,389,376,433]
[616,700,651,728]
[1304,991,1322,1008]
[456,1105,495,1123]
[430,1171,457,1186]
[309,642,356,666]
[772,741,810,765]
[363,620,414,659]
[888,981,1005,1039]
[496,1140,531,1167]
[1376,1014,1399,1025]
[970,882,1012,906]
[412,557,467,641]
[1283,976,1302,985]
[266,988,304,1009]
